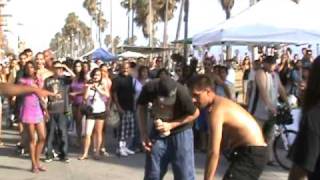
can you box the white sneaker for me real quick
[124,147,135,155]
[118,148,128,157]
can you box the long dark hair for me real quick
[138,66,149,79]
[73,60,85,82]
[90,68,102,84]
[303,56,320,113]
[23,61,36,78]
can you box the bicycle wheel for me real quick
[273,129,297,170]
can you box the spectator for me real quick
[70,60,86,143]
[242,56,251,102]
[44,61,75,163]
[248,56,288,165]
[288,56,320,180]
[225,59,235,85]
[99,63,112,156]
[111,62,136,156]
[19,61,47,173]
[79,68,109,160]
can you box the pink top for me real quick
[101,78,112,103]
[70,79,85,105]
[19,77,44,124]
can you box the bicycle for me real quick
[273,123,297,170]
[271,105,298,170]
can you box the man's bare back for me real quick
[210,96,266,149]
[188,75,267,180]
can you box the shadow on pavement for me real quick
[0,165,28,172]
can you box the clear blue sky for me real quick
[3,0,318,53]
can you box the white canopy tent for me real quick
[118,51,147,58]
[192,0,320,46]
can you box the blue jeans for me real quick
[144,128,195,180]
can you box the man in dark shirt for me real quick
[301,49,313,68]
[44,61,74,162]
[112,62,136,156]
[137,75,199,180]
[14,52,30,155]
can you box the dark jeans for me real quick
[144,128,195,180]
[223,146,267,180]
[46,113,68,159]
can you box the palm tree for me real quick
[49,12,93,57]
[175,0,184,42]
[120,0,180,38]
[83,0,107,47]
[62,13,81,57]
[83,0,97,16]
[104,34,112,48]
[113,36,121,50]
[220,0,234,23]
[219,0,234,59]
[124,35,137,45]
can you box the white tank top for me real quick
[248,71,280,120]
[87,85,106,113]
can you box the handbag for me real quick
[81,87,97,116]
[107,103,120,127]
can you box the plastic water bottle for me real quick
[155,119,171,137]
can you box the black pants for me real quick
[223,146,267,180]
[309,157,320,180]
[46,113,68,159]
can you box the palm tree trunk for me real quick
[175,0,184,42]
[127,0,131,45]
[226,9,231,60]
[70,35,73,57]
[148,0,153,47]
[131,2,134,44]
[163,0,169,63]
[183,0,189,65]
[148,0,153,62]
[110,0,114,53]
[98,0,102,48]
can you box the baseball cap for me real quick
[158,77,177,105]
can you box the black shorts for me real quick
[223,146,267,180]
[87,112,106,120]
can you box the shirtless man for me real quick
[188,75,267,180]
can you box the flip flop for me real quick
[78,156,88,160]
[31,167,39,174]
[37,165,47,172]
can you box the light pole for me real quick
[183,0,189,65]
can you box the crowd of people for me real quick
[0,46,319,180]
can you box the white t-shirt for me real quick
[227,67,236,85]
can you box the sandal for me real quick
[31,167,39,174]
[93,154,101,160]
[37,165,47,172]
[78,156,88,160]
